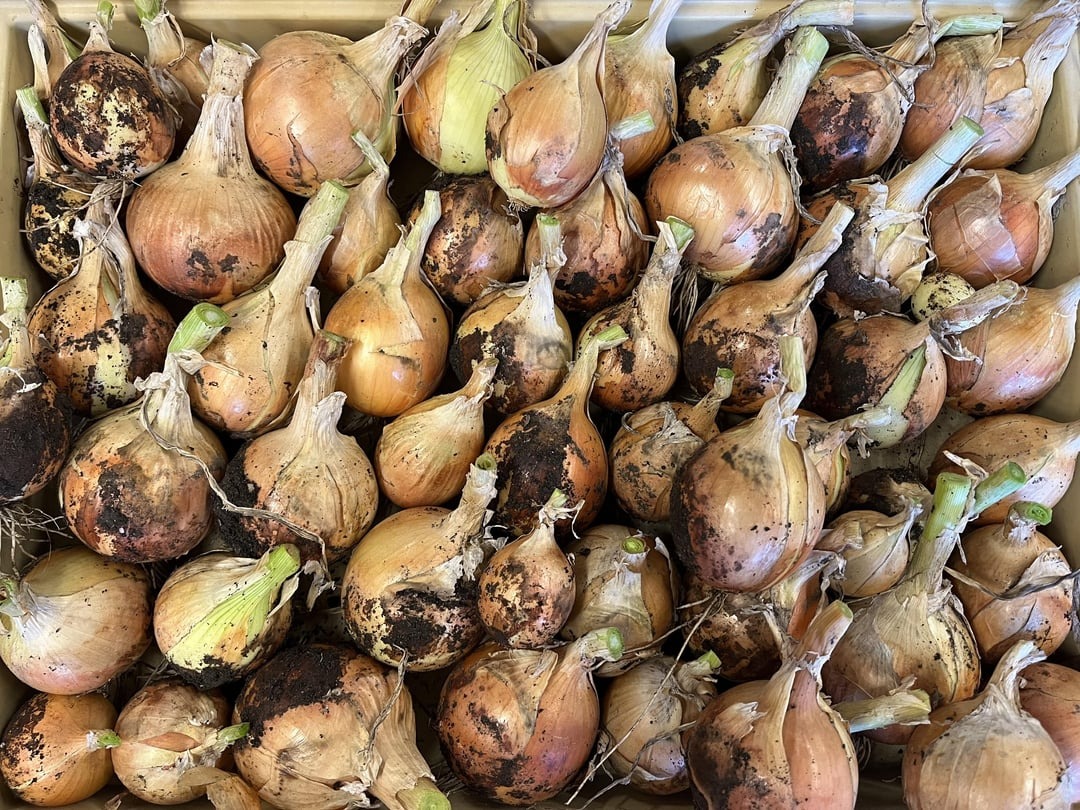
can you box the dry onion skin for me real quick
[601,652,720,794]
[817,504,920,598]
[0,546,152,695]
[341,455,499,671]
[902,640,1068,810]
[436,628,623,805]
[233,643,449,810]
[1019,661,1080,806]
[0,691,119,807]
[112,680,246,805]
[24,0,79,100]
[125,39,298,304]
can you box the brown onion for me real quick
[817,504,920,598]
[1019,661,1080,806]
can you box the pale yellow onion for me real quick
[187,181,349,437]
[403,0,534,174]
[374,356,497,507]
[325,190,449,418]
[486,0,631,208]
[0,546,152,695]
[0,691,119,807]
[1019,662,1080,806]
[153,544,301,688]
[817,505,920,598]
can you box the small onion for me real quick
[817,505,919,598]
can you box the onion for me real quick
[449,213,572,415]
[608,369,731,524]
[59,303,229,562]
[402,0,534,175]
[816,504,920,598]
[647,27,829,283]
[16,86,101,281]
[341,455,499,671]
[821,469,1024,743]
[324,190,450,418]
[902,640,1068,809]
[522,144,651,314]
[945,277,1080,415]
[374,357,497,508]
[233,643,449,810]
[112,680,246,805]
[483,324,627,536]
[486,0,630,207]
[681,201,852,412]
[125,39,297,304]
[25,0,79,100]
[949,502,1073,662]
[0,691,119,807]
[791,12,1002,191]
[798,116,985,317]
[437,627,624,805]
[0,277,72,504]
[476,489,577,648]
[601,652,720,794]
[926,148,1080,287]
[794,407,894,514]
[1019,661,1080,806]
[604,0,682,177]
[929,413,1080,525]
[579,216,692,412]
[318,132,402,295]
[244,16,426,196]
[409,174,524,305]
[153,545,301,688]
[29,199,176,417]
[561,526,677,674]
[188,180,349,436]
[686,600,858,810]
[47,2,175,179]
[0,545,152,694]
[672,336,826,592]
[215,330,379,565]
[677,0,854,137]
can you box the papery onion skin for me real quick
[1020,662,1080,806]
[0,546,152,695]
[0,691,118,807]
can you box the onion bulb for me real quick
[0,545,152,694]
[561,526,677,674]
[437,627,624,805]
[817,504,920,598]
[579,216,692,412]
[647,26,830,283]
[29,199,176,417]
[59,303,229,562]
[902,640,1068,809]
[677,0,854,137]
[486,0,631,208]
[402,0,534,174]
[112,680,246,805]
[927,148,1080,288]
[449,213,572,415]
[325,190,450,418]
[672,335,826,592]
[484,324,627,536]
[47,2,175,178]
[477,489,577,649]
[0,691,119,807]
[125,39,298,304]
[601,652,720,795]
[949,502,1074,662]
[1019,662,1080,806]
[215,330,379,565]
[342,455,500,671]
[686,600,858,810]
[374,356,497,508]
[233,643,449,810]
[608,369,731,525]
[244,16,426,196]
[153,544,301,688]
[0,277,72,504]
[188,180,349,436]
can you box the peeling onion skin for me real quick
[49,50,176,179]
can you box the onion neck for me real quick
[135,0,186,65]
[84,2,115,53]
[1002,0,1080,60]
[459,357,499,402]
[905,472,972,595]
[777,334,809,416]
[632,218,691,330]
[929,280,1023,338]
[804,405,892,463]
[793,600,853,679]
[560,324,628,404]
[167,302,231,355]
[888,13,1002,70]
[27,0,79,74]
[344,16,427,90]
[1000,501,1053,547]
[685,369,734,436]
[181,42,257,177]
[560,0,631,81]
[1025,147,1080,198]
[747,26,829,131]
[16,87,64,180]
[676,650,722,690]
[619,0,682,54]
[372,190,441,291]
[536,214,567,280]
[888,116,984,213]
[0,278,33,371]
[87,730,122,750]
[297,330,350,408]
[837,688,932,733]
[568,625,625,668]
[351,130,391,183]
[773,203,854,296]
[271,180,350,300]
[390,778,450,810]
[441,454,498,547]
